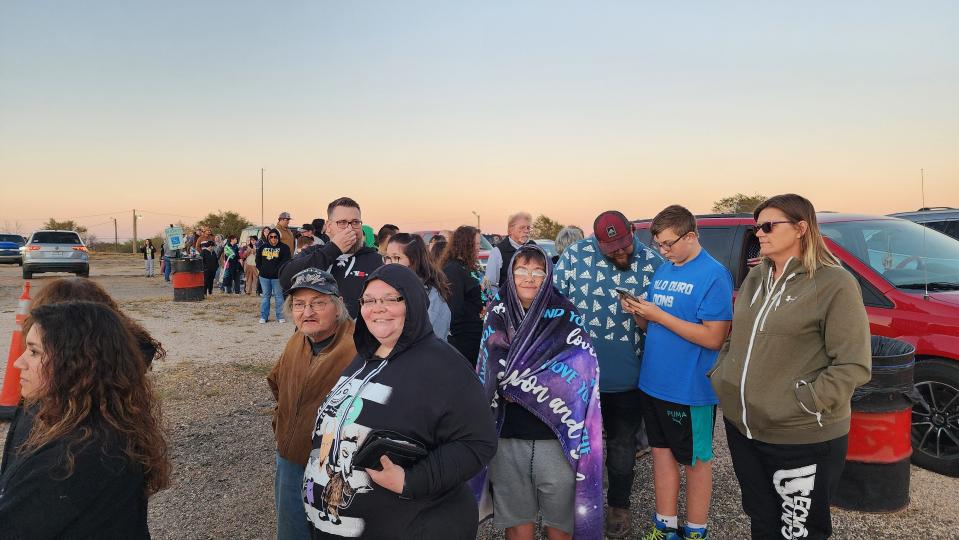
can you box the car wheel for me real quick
[77,270,89,278]
[912,358,959,477]
[22,269,32,279]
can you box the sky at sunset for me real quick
[1,1,956,240]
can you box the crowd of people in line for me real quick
[0,193,872,540]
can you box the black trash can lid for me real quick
[871,335,915,361]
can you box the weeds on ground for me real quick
[232,361,272,377]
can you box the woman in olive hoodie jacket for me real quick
[710,194,870,540]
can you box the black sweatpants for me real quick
[204,269,216,295]
[724,419,847,540]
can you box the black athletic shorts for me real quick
[639,389,716,466]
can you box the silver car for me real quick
[22,230,90,279]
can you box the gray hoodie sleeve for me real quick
[426,287,451,341]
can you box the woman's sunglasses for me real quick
[753,220,793,234]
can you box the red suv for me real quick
[635,213,959,477]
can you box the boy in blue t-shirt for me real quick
[620,205,733,540]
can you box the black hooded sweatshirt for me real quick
[279,242,383,318]
[303,264,497,540]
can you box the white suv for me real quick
[22,230,90,279]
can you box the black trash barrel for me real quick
[171,258,205,302]
[834,336,918,513]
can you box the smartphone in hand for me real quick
[614,287,643,303]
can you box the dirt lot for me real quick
[0,254,956,539]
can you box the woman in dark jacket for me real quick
[0,302,170,538]
[303,264,497,539]
[221,235,242,294]
[256,228,292,323]
[437,226,484,366]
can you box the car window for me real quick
[698,227,733,265]
[821,219,959,289]
[924,220,949,234]
[32,232,82,244]
[945,221,959,241]
[0,234,24,244]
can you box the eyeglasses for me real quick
[651,231,692,251]
[382,255,404,264]
[334,219,363,229]
[514,225,532,231]
[359,295,404,307]
[268,235,279,239]
[753,220,793,234]
[291,300,331,312]
[514,268,547,279]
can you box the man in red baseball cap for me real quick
[593,210,637,270]
[553,209,664,538]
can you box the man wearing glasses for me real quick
[267,268,355,540]
[280,197,383,318]
[484,211,537,295]
[552,210,663,539]
[620,205,732,540]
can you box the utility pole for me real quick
[472,211,481,230]
[132,209,138,253]
[112,218,118,251]
[920,168,925,209]
[261,168,265,226]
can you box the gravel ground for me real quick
[0,254,957,539]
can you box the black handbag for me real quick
[354,430,428,471]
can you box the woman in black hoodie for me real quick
[256,228,292,323]
[303,264,497,539]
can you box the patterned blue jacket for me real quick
[553,235,662,392]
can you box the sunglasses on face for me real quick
[753,220,793,234]
[268,235,279,239]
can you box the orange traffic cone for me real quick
[0,281,31,420]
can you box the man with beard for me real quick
[552,210,663,539]
[279,197,382,318]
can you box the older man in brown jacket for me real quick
[267,267,355,540]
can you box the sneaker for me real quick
[259,318,266,324]
[605,507,632,539]
[639,517,680,540]
[278,318,287,323]
[683,525,708,540]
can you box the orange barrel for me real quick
[834,336,917,512]
[172,258,205,302]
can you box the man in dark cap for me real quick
[552,210,663,538]
[267,268,356,540]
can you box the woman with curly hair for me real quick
[28,277,166,366]
[0,301,171,538]
[438,225,484,366]
[384,232,453,340]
